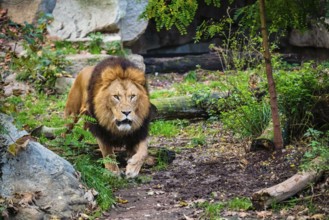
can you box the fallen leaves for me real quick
[7,135,33,156]
[16,191,42,207]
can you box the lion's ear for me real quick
[101,66,123,84]
[126,68,146,86]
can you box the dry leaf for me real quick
[184,214,194,220]
[179,200,188,207]
[256,210,272,218]
[311,214,325,220]
[17,191,41,207]
[7,135,31,156]
[116,197,128,204]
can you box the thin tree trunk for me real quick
[258,0,283,149]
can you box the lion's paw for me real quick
[105,163,121,176]
[125,158,143,178]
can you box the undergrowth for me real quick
[3,94,127,211]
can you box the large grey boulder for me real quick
[289,22,329,49]
[47,0,148,44]
[0,113,88,219]
[119,0,148,45]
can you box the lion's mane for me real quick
[85,57,151,149]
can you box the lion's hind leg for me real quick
[125,139,148,178]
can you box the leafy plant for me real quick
[88,32,103,54]
[184,70,198,83]
[227,197,253,211]
[301,128,329,171]
[275,62,329,138]
[221,100,271,138]
[12,46,70,92]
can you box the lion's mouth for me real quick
[116,119,132,127]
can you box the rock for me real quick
[65,54,145,75]
[55,54,145,94]
[47,0,148,44]
[119,0,148,46]
[48,0,126,40]
[0,0,56,24]
[54,77,75,94]
[3,73,33,97]
[289,22,329,49]
[0,113,88,219]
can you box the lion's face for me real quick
[94,77,150,135]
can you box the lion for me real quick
[64,57,152,178]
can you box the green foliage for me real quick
[20,13,53,51]
[75,155,128,210]
[103,40,127,56]
[12,46,70,92]
[153,148,174,171]
[88,32,103,54]
[184,70,198,83]
[150,90,177,99]
[221,100,271,138]
[275,62,329,138]
[236,0,325,35]
[198,197,252,219]
[8,15,69,92]
[198,201,225,220]
[150,120,188,137]
[301,128,329,171]
[227,197,253,211]
[54,40,82,54]
[54,38,126,56]
[142,0,199,34]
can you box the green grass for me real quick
[150,90,177,99]
[227,197,253,211]
[198,197,252,219]
[149,120,188,137]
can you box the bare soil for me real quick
[102,73,328,220]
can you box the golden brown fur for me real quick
[65,57,151,178]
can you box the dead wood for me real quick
[250,121,275,151]
[251,157,326,210]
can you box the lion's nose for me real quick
[122,111,131,116]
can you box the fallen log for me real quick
[250,121,275,151]
[251,157,326,210]
[31,92,228,138]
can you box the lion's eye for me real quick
[130,95,136,100]
[113,95,120,101]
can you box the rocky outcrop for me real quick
[289,22,329,49]
[0,113,88,219]
[47,0,148,44]
[0,0,56,24]
[1,0,148,44]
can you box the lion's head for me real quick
[92,65,151,136]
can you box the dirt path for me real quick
[104,121,309,220]
[102,73,327,220]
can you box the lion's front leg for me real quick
[97,138,120,175]
[125,139,148,178]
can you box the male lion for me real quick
[64,57,152,178]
